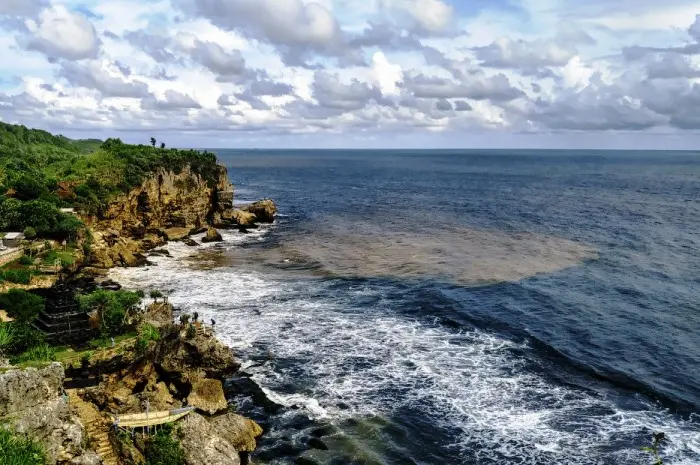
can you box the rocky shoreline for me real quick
[0,161,281,464]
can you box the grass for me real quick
[53,332,138,366]
[0,427,46,465]
[40,250,76,267]
[10,344,56,368]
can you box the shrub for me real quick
[2,322,45,356]
[186,324,196,339]
[0,427,46,465]
[10,343,56,366]
[149,290,163,302]
[22,227,36,241]
[0,270,32,285]
[79,290,142,336]
[0,290,44,322]
[18,255,34,266]
[144,425,185,465]
[135,324,160,354]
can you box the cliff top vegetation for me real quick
[0,122,221,239]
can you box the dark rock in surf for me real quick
[184,238,199,247]
[202,227,223,243]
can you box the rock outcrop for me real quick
[84,165,234,267]
[241,199,277,223]
[144,302,174,328]
[187,378,228,415]
[201,227,223,243]
[209,413,263,453]
[0,363,100,464]
[225,209,257,227]
[180,413,241,465]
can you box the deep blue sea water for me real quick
[114,149,700,464]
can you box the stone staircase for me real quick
[67,389,119,465]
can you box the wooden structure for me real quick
[112,407,195,431]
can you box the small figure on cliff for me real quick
[211,318,216,333]
[193,311,199,323]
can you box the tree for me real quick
[150,290,163,303]
[0,198,21,230]
[79,290,142,336]
[150,137,156,147]
[18,200,61,235]
[23,227,37,240]
[160,142,165,149]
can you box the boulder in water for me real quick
[241,199,277,223]
[202,227,223,243]
[228,209,257,227]
[184,237,199,247]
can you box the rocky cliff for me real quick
[0,363,100,464]
[83,165,235,268]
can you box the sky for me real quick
[0,0,699,149]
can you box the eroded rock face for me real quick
[0,363,96,464]
[145,302,174,328]
[209,413,263,453]
[241,199,277,223]
[156,327,240,381]
[180,412,241,465]
[187,378,228,415]
[84,165,233,267]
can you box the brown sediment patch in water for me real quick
[220,221,598,285]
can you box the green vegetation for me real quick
[0,290,44,322]
[9,343,56,367]
[144,425,185,465]
[135,323,161,354]
[0,427,46,465]
[41,250,76,267]
[642,432,666,465]
[78,290,142,336]
[0,122,221,243]
[0,269,33,285]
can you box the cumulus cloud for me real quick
[190,39,246,75]
[141,90,201,110]
[24,5,100,60]
[59,60,150,98]
[405,72,525,102]
[689,14,700,42]
[475,37,577,70]
[2,0,700,145]
[173,0,343,50]
[372,51,403,96]
[0,0,48,16]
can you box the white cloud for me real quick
[24,5,100,60]
[1,0,700,147]
[372,51,403,95]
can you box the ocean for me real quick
[111,149,700,464]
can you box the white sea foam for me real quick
[110,232,700,464]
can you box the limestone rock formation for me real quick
[0,363,98,464]
[209,413,263,453]
[187,378,228,415]
[179,412,241,465]
[227,209,257,227]
[241,199,277,223]
[202,227,223,243]
[145,302,174,328]
[83,165,233,267]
